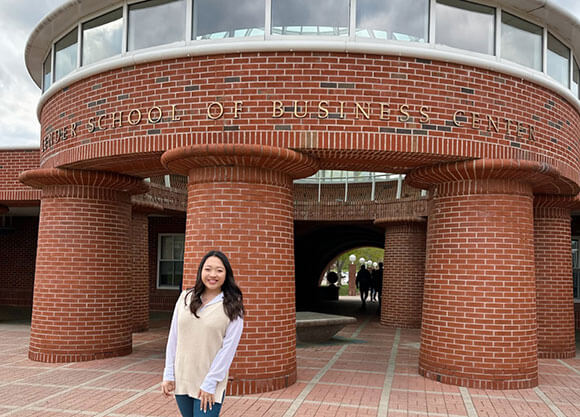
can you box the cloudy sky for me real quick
[1,0,580,149]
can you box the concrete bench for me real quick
[296,311,357,343]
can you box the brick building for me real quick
[1,0,580,394]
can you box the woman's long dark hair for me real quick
[185,250,245,321]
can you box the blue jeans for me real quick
[175,394,223,417]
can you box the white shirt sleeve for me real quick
[200,316,244,394]
[162,298,180,381]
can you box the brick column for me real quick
[375,217,426,328]
[407,160,542,390]
[162,144,318,395]
[534,196,576,359]
[20,168,148,362]
[130,200,161,333]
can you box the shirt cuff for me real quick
[163,367,175,381]
[200,379,217,394]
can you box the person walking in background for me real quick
[355,263,371,310]
[375,262,384,313]
[370,266,378,302]
[162,250,245,416]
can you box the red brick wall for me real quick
[534,206,576,358]
[0,216,38,306]
[380,219,426,328]
[0,150,41,202]
[38,53,580,190]
[132,211,150,332]
[419,178,537,389]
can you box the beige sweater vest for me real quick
[174,291,231,401]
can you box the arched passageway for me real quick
[294,220,384,308]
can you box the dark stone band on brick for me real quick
[224,125,239,131]
[96,110,105,116]
[551,138,558,143]
[275,125,292,131]
[147,129,161,135]
[413,129,427,135]
[225,76,240,83]
[185,85,200,91]
[396,128,412,134]
[155,76,169,83]
[510,141,521,148]
[437,126,452,132]
[92,84,102,90]
[380,127,396,133]
[391,73,407,79]
[118,94,129,100]
[416,58,431,64]
[461,87,474,94]
[320,82,337,88]
[422,124,437,130]
[59,112,66,118]
[338,83,354,89]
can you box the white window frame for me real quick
[157,233,185,290]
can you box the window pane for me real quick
[128,0,186,50]
[82,8,123,66]
[272,0,349,36]
[54,28,78,81]
[547,33,570,87]
[573,58,579,98]
[356,0,428,42]
[43,53,52,92]
[160,235,173,259]
[173,235,184,259]
[159,261,174,286]
[501,12,542,71]
[174,261,183,287]
[194,0,265,40]
[435,0,495,54]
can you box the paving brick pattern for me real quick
[1,301,579,417]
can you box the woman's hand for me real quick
[161,380,175,397]
[198,389,215,412]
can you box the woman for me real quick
[162,250,244,416]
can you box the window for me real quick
[547,33,570,87]
[82,8,123,66]
[356,0,428,42]
[194,0,264,40]
[128,0,186,50]
[271,0,349,36]
[42,53,52,92]
[158,234,184,289]
[501,12,542,71]
[573,58,580,99]
[435,0,495,55]
[54,28,78,81]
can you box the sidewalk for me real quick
[1,299,579,417]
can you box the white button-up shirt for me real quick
[163,292,244,394]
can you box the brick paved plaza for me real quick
[1,298,579,417]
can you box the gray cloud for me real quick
[0,0,66,148]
